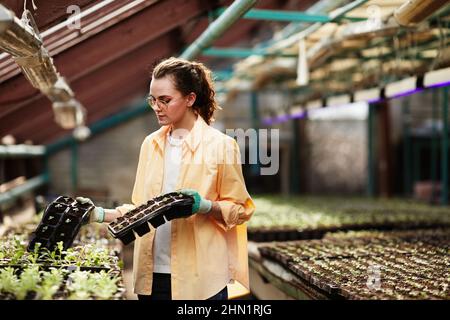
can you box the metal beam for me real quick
[203,47,296,58]
[367,102,376,197]
[214,7,366,23]
[215,7,330,23]
[269,0,371,52]
[441,86,449,205]
[402,97,412,195]
[255,0,352,50]
[0,173,48,205]
[431,89,439,202]
[180,0,256,60]
[0,144,45,157]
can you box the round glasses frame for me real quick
[147,95,185,111]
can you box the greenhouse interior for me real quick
[0,0,449,301]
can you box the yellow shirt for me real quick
[117,115,255,299]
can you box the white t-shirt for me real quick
[153,133,183,274]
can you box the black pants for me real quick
[138,273,228,300]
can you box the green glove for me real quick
[178,189,212,214]
[76,197,105,223]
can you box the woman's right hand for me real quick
[76,197,106,223]
[76,197,134,224]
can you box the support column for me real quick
[402,97,412,195]
[441,87,449,205]
[431,89,439,202]
[367,102,376,197]
[378,100,393,197]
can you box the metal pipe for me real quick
[402,97,412,195]
[0,173,49,205]
[441,86,449,205]
[180,0,256,60]
[431,89,439,202]
[214,8,332,23]
[0,144,45,158]
[269,0,371,52]
[367,102,376,197]
[394,0,450,27]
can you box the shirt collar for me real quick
[153,115,207,153]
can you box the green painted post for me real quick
[367,102,375,197]
[441,87,449,205]
[43,152,50,187]
[431,89,439,202]
[402,98,412,195]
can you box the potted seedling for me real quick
[14,265,41,300]
[35,268,64,300]
[0,267,18,299]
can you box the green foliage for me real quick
[0,267,18,295]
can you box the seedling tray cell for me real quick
[108,192,194,245]
[28,196,94,252]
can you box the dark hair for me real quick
[151,57,221,125]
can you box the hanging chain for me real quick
[23,0,38,12]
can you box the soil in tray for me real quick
[109,216,127,228]
[134,212,146,219]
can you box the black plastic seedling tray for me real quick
[28,196,94,252]
[108,192,194,245]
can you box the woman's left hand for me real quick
[178,189,212,214]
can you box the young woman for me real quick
[78,57,255,300]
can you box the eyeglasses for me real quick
[147,95,184,111]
